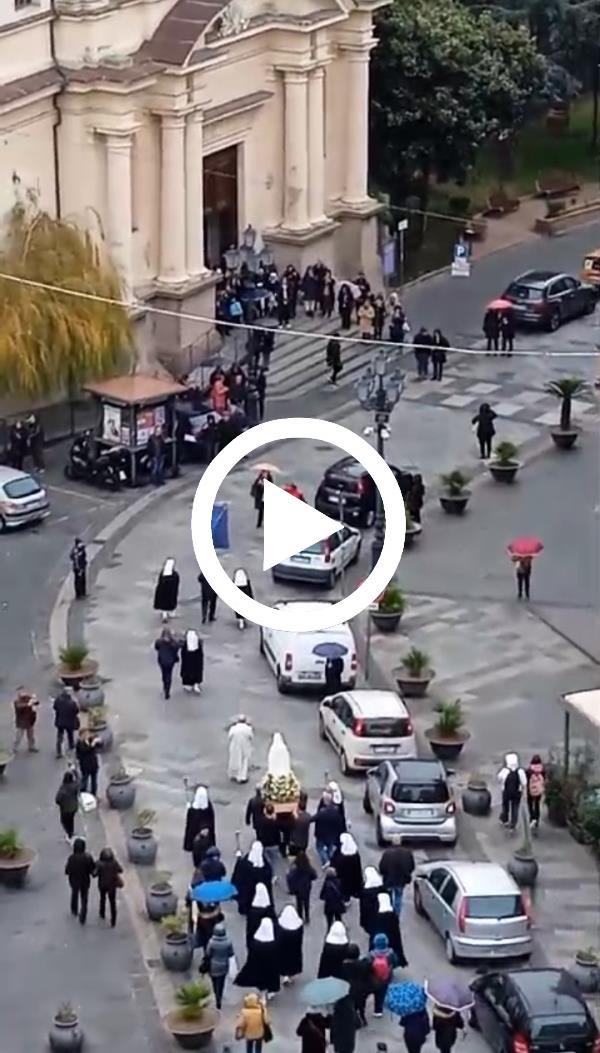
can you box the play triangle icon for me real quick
[262,480,343,572]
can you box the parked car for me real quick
[502,270,596,331]
[470,968,600,1053]
[271,525,362,587]
[314,457,415,527]
[363,757,456,846]
[413,861,532,964]
[319,690,416,775]
[0,466,50,531]
[259,600,357,694]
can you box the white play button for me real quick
[262,480,342,572]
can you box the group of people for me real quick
[5,413,45,472]
[483,307,515,355]
[208,362,268,427]
[498,752,546,831]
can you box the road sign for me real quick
[451,240,471,278]
[397,218,408,232]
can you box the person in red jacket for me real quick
[283,482,305,501]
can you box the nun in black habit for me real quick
[331,833,363,902]
[153,558,179,622]
[231,840,273,915]
[180,629,204,693]
[235,917,281,995]
[183,786,215,853]
[246,882,276,949]
[277,904,304,982]
[317,920,349,980]
[369,892,408,967]
[359,866,383,935]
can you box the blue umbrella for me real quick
[300,978,350,1006]
[190,880,237,904]
[385,982,427,1017]
[425,977,473,1012]
[312,642,348,659]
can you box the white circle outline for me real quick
[190,417,405,632]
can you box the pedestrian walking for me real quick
[260,329,275,371]
[246,882,276,948]
[373,294,386,340]
[331,833,362,901]
[431,329,449,381]
[27,413,45,471]
[235,992,272,1051]
[232,840,274,916]
[341,943,371,1028]
[527,754,545,829]
[154,628,180,699]
[96,847,123,927]
[277,275,291,328]
[498,752,527,829]
[330,995,356,1053]
[368,932,398,1017]
[211,375,230,415]
[401,1008,431,1053]
[257,802,281,873]
[326,334,343,385]
[233,568,254,629]
[471,402,496,459]
[324,655,344,694]
[13,687,39,752]
[289,798,312,857]
[358,300,375,339]
[514,555,533,600]
[147,425,167,486]
[245,785,265,833]
[204,921,235,1009]
[53,686,80,757]
[65,837,96,925]
[183,785,216,852]
[153,558,180,623]
[55,769,80,840]
[8,419,27,470]
[320,867,346,929]
[256,368,267,420]
[338,283,354,330]
[413,328,432,379]
[406,474,425,525]
[317,919,349,979]
[180,629,204,693]
[500,311,515,356]
[314,792,345,867]
[228,714,253,783]
[432,1006,465,1053]
[198,571,218,624]
[297,1012,328,1053]
[251,470,270,528]
[70,538,87,599]
[235,918,281,997]
[359,865,383,934]
[322,780,347,830]
[75,728,100,796]
[200,845,227,882]
[369,893,408,966]
[378,834,415,914]
[287,850,317,922]
[277,904,304,983]
[483,308,500,354]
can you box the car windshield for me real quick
[4,477,41,499]
[506,282,544,301]
[467,895,521,919]
[392,781,449,804]
[362,718,411,738]
[531,1017,589,1041]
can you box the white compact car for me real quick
[260,601,357,694]
[271,525,361,588]
[319,690,416,775]
[0,466,50,531]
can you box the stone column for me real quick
[308,66,326,224]
[282,69,309,229]
[159,113,187,284]
[343,47,371,205]
[185,110,206,277]
[104,132,133,297]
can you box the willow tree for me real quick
[0,197,133,398]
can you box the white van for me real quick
[260,601,358,694]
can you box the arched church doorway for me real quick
[203,145,239,268]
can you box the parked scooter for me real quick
[65,433,126,491]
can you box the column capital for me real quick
[95,127,137,147]
[338,41,375,59]
[153,111,187,130]
[277,67,310,83]
[187,108,205,125]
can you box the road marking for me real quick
[47,484,114,505]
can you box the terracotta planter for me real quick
[165,1008,219,1050]
[106,775,136,810]
[462,782,492,816]
[404,524,422,548]
[425,728,470,763]
[508,851,538,888]
[370,610,403,633]
[551,428,579,450]
[161,932,194,972]
[568,954,599,994]
[57,658,98,689]
[75,677,105,710]
[393,669,434,699]
[127,827,158,865]
[48,1017,84,1051]
[439,492,470,515]
[146,881,178,921]
[489,462,521,484]
[0,847,35,887]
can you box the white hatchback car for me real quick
[319,690,417,775]
[271,525,361,588]
[0,466,50,531]
[260,601,357,694]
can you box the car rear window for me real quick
[361,718,411,738]
[531,1016,590,1042]
[506,282,544,301]
[4,478,41,499]
[302,542,325,555]
[392,781,449,804]
[466,895,522,919]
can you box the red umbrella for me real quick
[487,298,513,311]
[507,537,544,558]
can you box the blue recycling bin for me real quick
[211,502,230,550]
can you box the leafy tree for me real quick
[371,0,547,200]
[0,193,132,398]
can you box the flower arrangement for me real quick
[262,770,301,803]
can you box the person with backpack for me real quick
[497,752,527,830]
[368,932,398,1017]
[526,754,546,829]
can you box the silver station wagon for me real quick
[0,466,50,531]
[414,860,533,964]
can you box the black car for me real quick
[471,968,600,1053]
[503,270,596,331]
[314,456,414,527]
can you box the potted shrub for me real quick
[48,1002,83,1052]
[394,647,434,698]
[106,766,136,810]
[461,773,492,816]
[404,510,422,549]
[161,913,193,972]
[0,828,35,887]
[57,643,98,688]
[544,751,589,827]
[86,706,113,752]
[568,947,599,994]
[545,377,588,450]
[574,791,600,851]
[425,699,470,762]
[439,470,471,515]
[489,441,521,484]
[370,585,406,633]
[127,809,158,865]
[165,980,219,1050]
[0,745,12,778]
[146,873,178,921]
[508,810,538,888]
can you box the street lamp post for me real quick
[356,351,405,569]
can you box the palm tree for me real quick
[545,376,588,430]
[0,193,132,399]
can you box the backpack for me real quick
[504,769,521,798]
[528,770,545,797]
[371,952,392,983]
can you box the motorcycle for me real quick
[65,435,126,491]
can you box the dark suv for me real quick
[503,270,596,331]
[314,457,414,527]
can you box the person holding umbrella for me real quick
[500,309,515,356]
[483,306,501,354]
[250,467,274,528]
[386,982,430,1053]
[507,537,543,600]
[426,979,470,1053]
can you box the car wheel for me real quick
[325,570,336,589]
[64,464,73,480]
[361,508,375,528]
[362,789,373,815]
[0,516,6,533]
[319,715,327,741]
[548,308,561,332]
[276,667,289,695]
[413,884,426,917]
[340,751,351,776]
[259,631,265,656]
[445,934,458,964]
[349,541,361,566]
[376,819,386,847]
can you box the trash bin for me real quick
[211,502,230,550]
